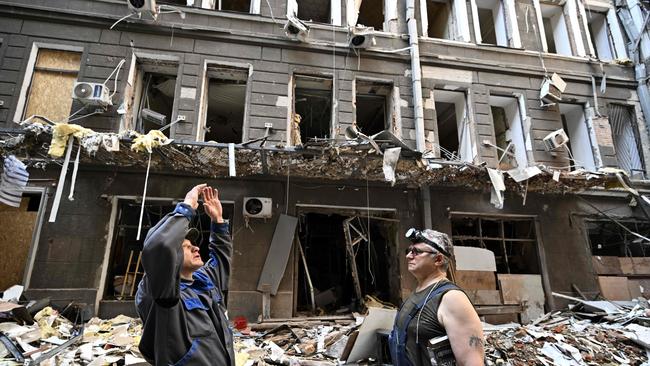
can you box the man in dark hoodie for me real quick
[136,184,235,366]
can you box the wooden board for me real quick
[632,258,650,275]
[454,247,497,272]
[465,290,502,305]
[628,278,650,299]
[598,276,631,300]
[620,257,635,275]
[497,274,545,324]
[0,199,37,291]
[256,214,298,296]
[592,256,623,275]
[454,270,497,290]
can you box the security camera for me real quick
[284,15,309,41]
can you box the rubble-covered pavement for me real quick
[4,293,650,365]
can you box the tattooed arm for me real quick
[437,290,485,366]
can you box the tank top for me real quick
[393,280,462,366]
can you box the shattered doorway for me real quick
[294,211,398,315]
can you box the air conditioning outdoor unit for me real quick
[127,0,157,13]
[539,73,567,105]
[543,129,569,151]
[243,197,272,218]
[72,82,112,107]
[284,15,310,41]
[350,27,376,49]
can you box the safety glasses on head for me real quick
[405,228,452,258]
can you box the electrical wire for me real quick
[103,59,126,98]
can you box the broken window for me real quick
[202,66,248,143]
[293,75,333,143]
[490,96,528,170]
[452,216,540,274]
[355,80,392,136]
[357,0,385,29]
[427,0,453,39]
[105,199,234,300]
[296,212,398,313]
[609,104,646,179]
[220,0,252,12]
[587,220,650,257]
[585,10,627,61]
[541,4,572,55]
[475,0,508,46]
[297,0,330,23]
[22,48,81,122]
[0,194,41,290]
[434,89,473,162]
[559,103,597,171]
[130,59,178,137]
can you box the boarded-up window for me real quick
[24,49,81,122]
[609,104,645,178]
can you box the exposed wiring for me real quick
[110,12,138,30]
[103,59,126,98]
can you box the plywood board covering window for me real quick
[24,49,81,122]
[0,196,40,290]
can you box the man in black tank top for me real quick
[391,229,484,366]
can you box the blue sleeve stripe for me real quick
[211,222,229,234]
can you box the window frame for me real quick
[197,59,253,143]
[13,43,85,124]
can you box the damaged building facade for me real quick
[1,0,650,324]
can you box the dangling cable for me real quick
[67,145,81,201]
[136,152,152,241]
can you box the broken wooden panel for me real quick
[498,273,545,323]
[455,270,497,290]
[257,214,299,296]
[0,197,38,291]
[591,256,623,275]
[598,275,631,300]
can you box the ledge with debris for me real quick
[0,123,627,197]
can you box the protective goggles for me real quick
[405,228,452,258]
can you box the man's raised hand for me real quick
[183,184,207,209]
[202,186,224,223]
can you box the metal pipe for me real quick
[405,0,426,152]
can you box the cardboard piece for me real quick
[598,276,631,301]
[345,307,397,362]
[592,256,623,275]
[454,247,497,272]
[498,274,545,324]
[455,270,497,290]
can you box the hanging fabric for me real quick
[0,155,29,207]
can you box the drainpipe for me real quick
[406,0,426,152]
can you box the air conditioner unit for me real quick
[127,0,157,14]
[72,82,112,107]
[350,27,376,49]
[140,108,166,126]
[243,197,272,218]
[539,73,567,105]
[284,15,309,41]
[543,129,569,151]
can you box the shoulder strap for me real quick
[409,282,458,316]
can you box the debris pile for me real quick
[484,296,650,365]
[0,304,146,365]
